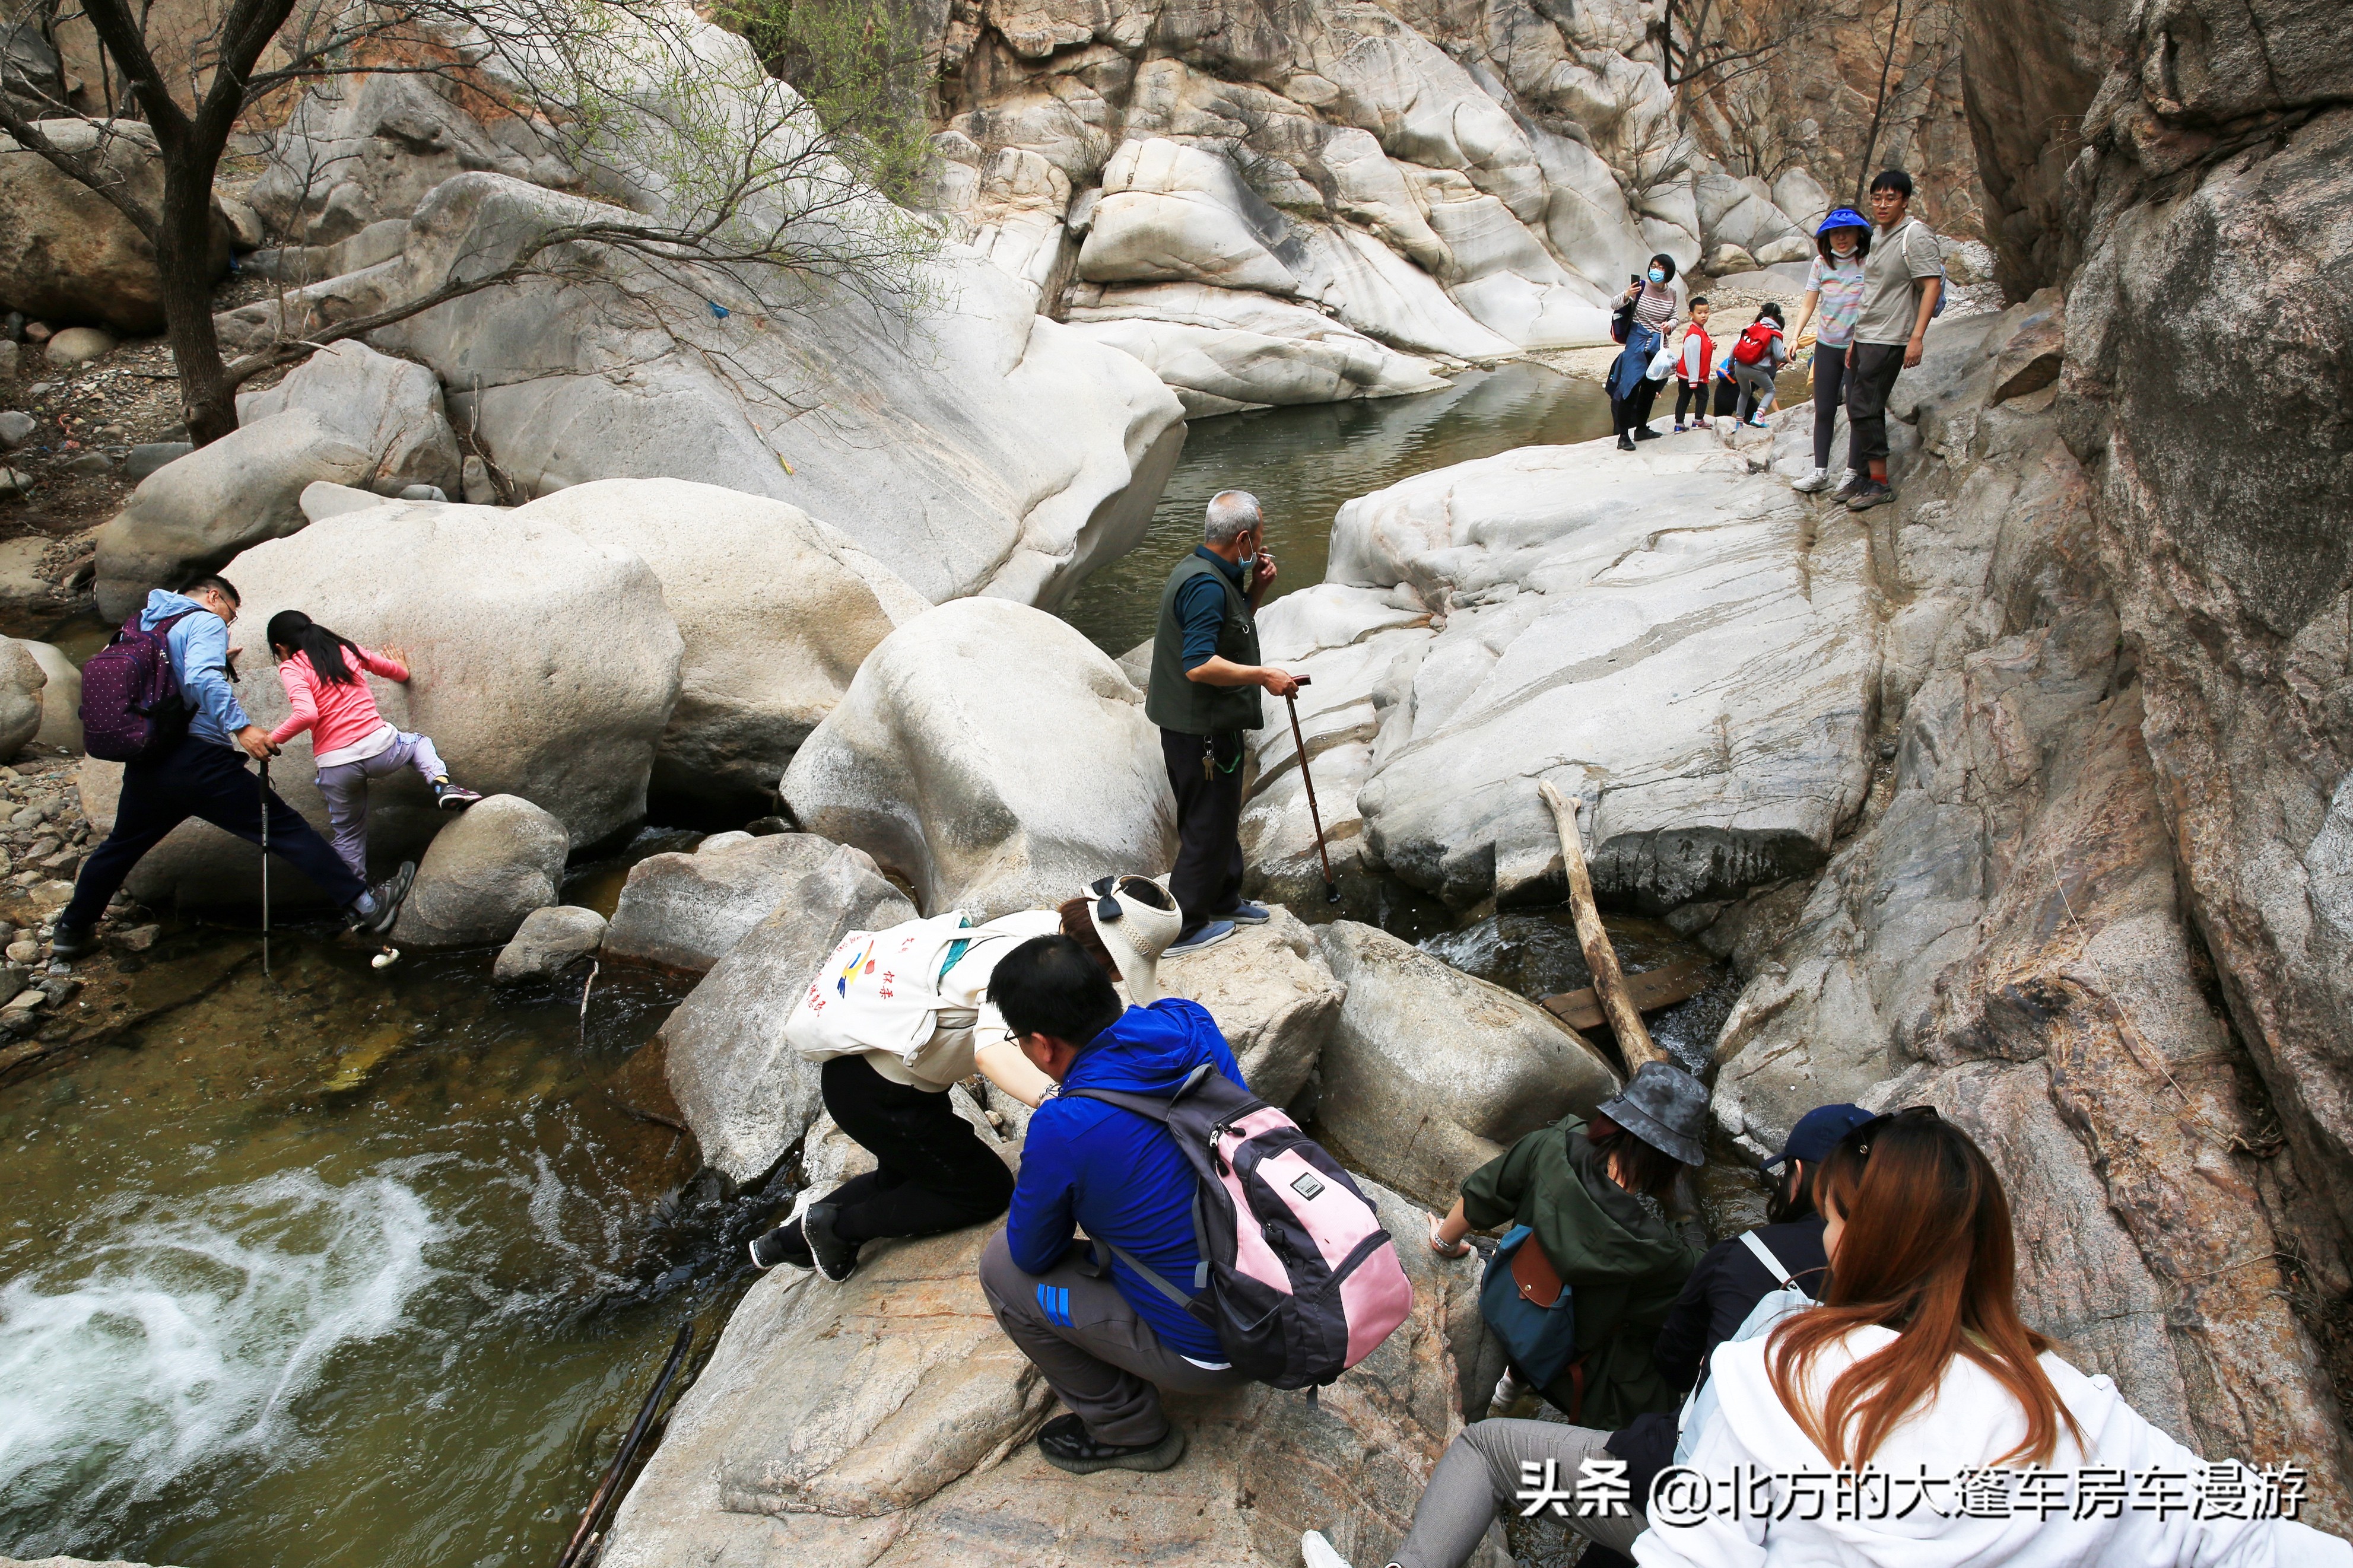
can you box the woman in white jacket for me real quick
[1637,1108,2348,1568]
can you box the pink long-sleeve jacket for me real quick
[268,645,409,762]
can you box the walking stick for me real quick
[258,756,271,977]
[1281,676,1340,905]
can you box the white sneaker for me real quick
[1301,1530,1355,1568]
[1792,466,1830,492]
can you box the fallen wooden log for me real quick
[1537,780,1666,1070]
[1540,954,1712,1034]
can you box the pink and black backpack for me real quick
[1073,1064,1414,1389]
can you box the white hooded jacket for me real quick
[1635,1325,2350,1568]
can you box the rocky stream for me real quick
[1,0,2348,1563]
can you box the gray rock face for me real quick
[1704,295,2353,1514]
[1243,427,1880,915]
[520,478,928,811]
[0,119,232,333]
[782,597,1176,921]
[92,409,377,621]
[81,501,683,911]
[234,339,463,498]
[391,793,568,947]
[1316,920,1620,1210]
[659,842,913,1183]
[493,904,607,982]
[599,1181,1494,1568]
[0,638,45,761]
[20,639,77,752]
[1157,903,1344,1108]
[604,833,859,974]
[224,154,1189,610]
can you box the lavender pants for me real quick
[315,731,444,879]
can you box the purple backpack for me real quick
[80,610,196,762]
[1072,1064,1415,1390]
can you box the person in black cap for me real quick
[1298,1097,1869,1568]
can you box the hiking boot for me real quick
[351,861,417,940]
[1615,434,1636,452]
[432,778,483,811]
[1488,1366,1537,1418]
[1035,1413,1187,1475]
[801,1200,858,1283]
[48,920,96,960]
[1218,901,1272,926]
[748,1214,814,1271]
[1831,472,1866,501]
[1791,466,1830,493]
[1164,920,1234,959]
[1845,480,1895,511]
[1633,424,1662,441]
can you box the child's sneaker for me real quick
[1672,421,1687,432]
[433,778,483,811]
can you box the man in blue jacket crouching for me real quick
[977,933,1250,1475]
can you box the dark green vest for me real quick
[1145,551,1263,735]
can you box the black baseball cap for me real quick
[1762,1103,1876,1171]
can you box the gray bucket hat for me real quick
[1595,1060,1709,1166]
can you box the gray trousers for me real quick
[1392,1419,1647,1568]
[315,731,444,878]
[977,1228,1250,1446]
[1732,360,1778,422]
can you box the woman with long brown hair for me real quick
[1638,1108,2350,1566]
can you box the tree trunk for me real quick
[155,151,236,446]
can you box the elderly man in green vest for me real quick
[1145,489,1300,956]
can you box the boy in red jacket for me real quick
[1672,297,1716,432]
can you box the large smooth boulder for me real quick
[1064,282,1447,417]
[391,793,569,946]
[235,339,463,497]
[0,119,232,333]
[494,904,608,982]
[234,160,1188,611]
[599,1181,1495,1568]
[91,409,376,619]
[1157,903,1344,1108]
[1316,921,1620,1210]
[659,842,913,1183]
[518,478,928,810]
[81,501,682,911]
[1298,432,1879,913]
[21,640,78,752]
[0,638,45,760]
[782,598,1176,921]
[1077,139,1300,297]
[604,833,855,974]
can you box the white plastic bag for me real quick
[1646,341,1677,380]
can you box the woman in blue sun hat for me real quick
[1788,209,1872,494]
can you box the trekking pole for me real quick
[1281,676,1340,905]
[555,1319,693,1568]
[258,756,271,978]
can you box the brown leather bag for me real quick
[1510,1230,1565,1308]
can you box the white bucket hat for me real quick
[1084,874,1183,1005]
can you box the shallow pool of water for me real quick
[1062,362,1614,655]
[0,916,773,1568]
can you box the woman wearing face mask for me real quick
[1636,1108,2353,1567]
[1787,211,1871,494]
[1609,254,1681,451]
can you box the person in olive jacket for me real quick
[1428,1060,1710,1430]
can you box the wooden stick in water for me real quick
[1538,780,1665,1071]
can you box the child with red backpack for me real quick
[1671,296,1716,432]
[1729,302,1788,427]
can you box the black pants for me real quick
[1674,381,1706,424]
[1609,376,1660,437]
[818,1054,1014,1246]
[1843,342,1906,474]
[1160,726,1245,936]
[1811,342,1849,469]
[63,732,367,930]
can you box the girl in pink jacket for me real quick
[265,610,481,879]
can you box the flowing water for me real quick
[2,365,1667,1568]
[1063,362,1614,655]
